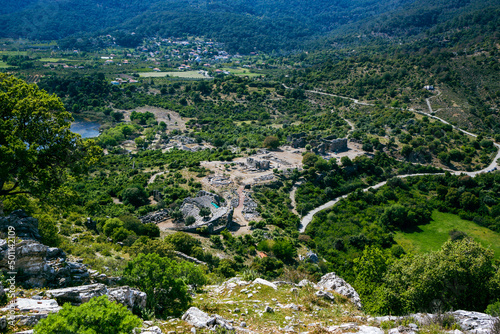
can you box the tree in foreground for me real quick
[34,296,141,334]
[0,74,101,202]
[377,238,500,315]
[123,253,202,316]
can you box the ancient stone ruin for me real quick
[174,190,233,233]
[287,133,348,153]
[246,158,270,170]
[315,138,348,154]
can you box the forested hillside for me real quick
[1,0,498,53]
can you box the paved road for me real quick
[425,88,441,114]
[297,88,500,233]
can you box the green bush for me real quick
[123,253,197,316]
[381,239,499,314]
[33,296,141,334]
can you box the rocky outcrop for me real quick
[108,286,147,310]
[0,210,41,240]
[45,283,108,305]
[0,238,90,288]
[252,278,277,290]
[0,211,92,288]
[1,298,61,313]
[371,311,498,334]
[182,307,233,331]
[0,298,61,329]
[45,284,147,310]
[316,290,336,302]
[317,272,363,309]
[451,310,496,333]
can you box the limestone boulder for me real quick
[108,286,147,310]
[46,283,108,305]
[315,290,335,302]
[451,310,497,334]
[252,278,277,290]
[317,272,362,309]
[1,298,60,313]
[182,307,216,328]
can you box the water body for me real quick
[70,119,101,138]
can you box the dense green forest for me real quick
[1,0,498,53]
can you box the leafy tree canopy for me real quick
[0,74,101,199]
[123,253,203,316]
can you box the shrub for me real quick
[486,301,500,317]
[33,296,141,334]
[123,253,194,316]
[262,136,280,149]
[185,215,196,225]
[382,239,498,314]
[121,186,149,208]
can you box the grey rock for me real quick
[408,323,419,330]
[264,305,274,313]
[0,226,90,288]
[14,330,34,334]
[451,310,496,334]
[315,290,335,302]
[355,325,385,334]
[182,307,216,328]
[317,272,362,309]
[240,322,247,328]
[306,251,319,263]
[388,326,417,334]
[253,278,277,290]
[0,210,41,240]
[214,314,234,330]
[297,279,314,287]
[1,298,60,313]
[108,286,147,310]
[8,314,48,326]
[46,283,108,305]
[141,326,162,334]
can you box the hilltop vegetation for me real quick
[1,0,499,53]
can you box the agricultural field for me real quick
[139,71,210,79]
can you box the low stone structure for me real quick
[316,138,348,154]
[173,191,233,234]
[287,133,348,153]
[242,192,259,221]
[139,209,170,224]
[246,158,270,170]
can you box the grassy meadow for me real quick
[395,210,500,259]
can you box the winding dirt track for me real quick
[297,88,500,233]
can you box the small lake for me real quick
[70,119,101,138]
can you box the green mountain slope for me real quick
[1,0,497,53]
